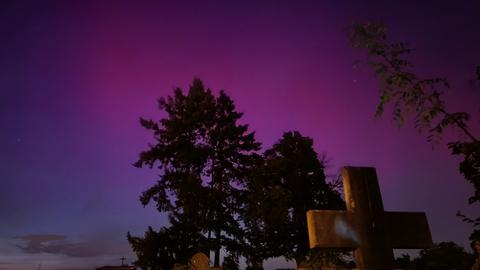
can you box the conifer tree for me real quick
[133,78,261,266]
[244,131,345,267]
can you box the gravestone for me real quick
[191,252,210,270]
[172,252,211,270]
[307,166,433,270]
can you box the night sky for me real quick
[1,1,479,269]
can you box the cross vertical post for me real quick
[343,167,394,269]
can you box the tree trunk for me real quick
[214,229,221,267]
[214,248,220,267]
[295,254,306,269]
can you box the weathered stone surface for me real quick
[172,263,189,270]
[191,252,210,270]
[385,211,432,248]
[172,252,212,270]
[307,166,433,270]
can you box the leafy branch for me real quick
[347,22,479,234]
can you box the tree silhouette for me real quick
[127,227,175,270]
[127,214,208,270]
[395,242,474,270]
[348,21,480,245]
[134,78,261,267]
[244,131,345,267]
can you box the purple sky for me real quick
[1,1,479,269]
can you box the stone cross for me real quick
[307,166,433,270]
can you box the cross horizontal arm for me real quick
[307,210,433,249]
[307,210,359,249]
[385,211,433,249]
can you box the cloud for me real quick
[14,234,110,258]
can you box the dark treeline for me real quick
[394,242,475,270]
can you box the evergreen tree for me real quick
[127,227,176,270]
[244,131,345,267]
[127,218,205,270]
[133,78,260,267]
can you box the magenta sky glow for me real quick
[1,1,479,269]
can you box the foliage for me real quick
[127,218,206,270]
[394,253,412,269]
[244,131,345,267]
[132,80,346,269]
[222,252,240,270]
[348,21,480,236]
[127,227,176,270]
[299,248,353,270]
[133,78,261,266]
[395,242,475,270]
